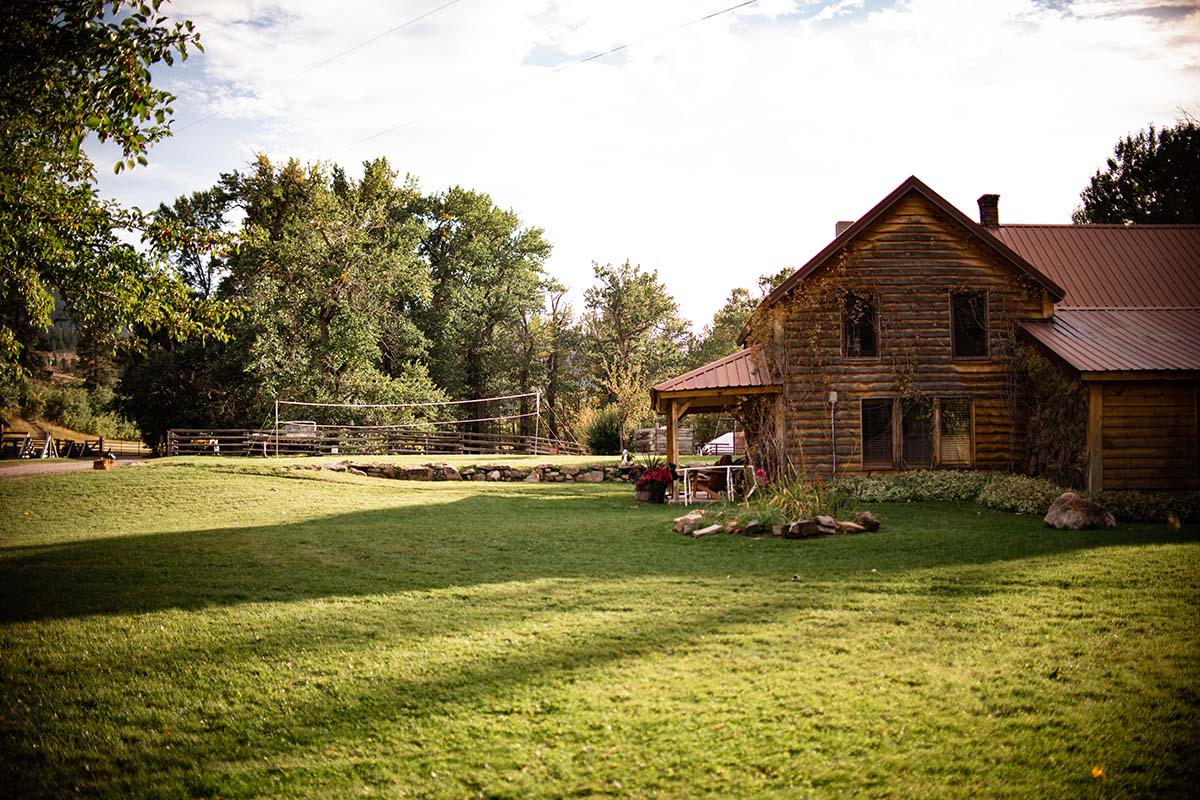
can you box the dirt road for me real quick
[0,459,147,479]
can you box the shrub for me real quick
[834,470,994,503]
[976,475,1064,516]
[1091,490,1200,522]
[832,469,1197,523]
[580,404,625,455]
[17,382,140,440]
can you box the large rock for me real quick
[577,470,604,483]
[815,515,838,535]
[692,524,723,538]
[673,510,706,534]
[401,465,435,481]
[523,469,542,482]
[785,520,819,539]
[436,464,462,481]
[1044,492,1116,530]
[852,510,881,532]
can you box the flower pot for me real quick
[634,486,667,504]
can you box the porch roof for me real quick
[651,348,780,415]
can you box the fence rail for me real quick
[166,427,588,457]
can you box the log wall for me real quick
[1100,381,1200,490]
[751,192,1051,479]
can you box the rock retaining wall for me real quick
[316,460,636,484]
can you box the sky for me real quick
[90,0,1200,331]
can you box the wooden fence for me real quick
[166,426,588,457]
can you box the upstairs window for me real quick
[861,398,893,468]
[843,292,878,358]
[951,291,988,358]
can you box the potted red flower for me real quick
[634,466,673,504]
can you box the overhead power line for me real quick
[174,0,466,137]
[99,0,466,168]
[342,0,760,150]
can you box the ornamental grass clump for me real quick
[769,474,843,520]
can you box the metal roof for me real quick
[652,347,776,393]
[1017,308,1200,374]
[994,225,1200,309]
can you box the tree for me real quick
[412,187,550,430]
[1073,116,1200,224]
[0,1,231,391]
[222,156,440,416]
[583,261,690,391]
[153,188,232,299]
[689,286,759,368]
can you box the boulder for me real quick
[561,465,580,476]
[486,470,501,481]
[692,524,723,538]
[785,520,819,539]
[743,519,764,536]
[852,510,881,532]
[673,510,706,534]
[402,465,435,481]
[835,521,867,534]
[577,470,604,483]
[437,464,462,481]
[815,515,838,535]
[523,470,542,483]
[93,457,116,471]
[771,524,787,537]
[1044,492,1116,530]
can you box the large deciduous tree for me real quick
[583,261,690,437]
[222,156,441,417]
[0,0,231,392]
[412,187,550,430]
[1073,116,1200,224]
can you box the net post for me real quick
[534,391,541,455]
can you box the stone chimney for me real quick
[835,220,855,237]
[977,194,1000,228]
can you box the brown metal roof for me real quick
[651,347,780,414]
[1017,308,1200,374]
[994,225,1200,309]
[653,347,776,393]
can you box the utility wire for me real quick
[99,0,466,167]
[173,0,466,137]
[342,0,758,150]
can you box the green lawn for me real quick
[1,461,1197,798]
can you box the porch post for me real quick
[1086,382,1103,492]
[666,399,679,500]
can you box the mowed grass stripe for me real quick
[1,462,1197,798]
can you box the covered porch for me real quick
[650,347,781,501]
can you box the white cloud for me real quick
[94,0,1200,327]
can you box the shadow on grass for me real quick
[1,491,1195,625]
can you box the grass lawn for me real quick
[1,461,1197,798]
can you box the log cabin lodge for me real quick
[651,176,1200,493]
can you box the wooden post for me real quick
[1086,382,1104,492]
[666,399,679,501]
